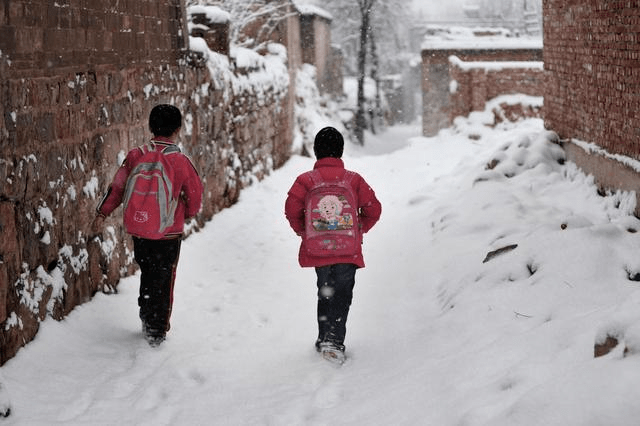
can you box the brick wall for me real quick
[449,57,544,121]
[543,0,640,215]
[544,0,640,158]
[300,14,338,96]
[421,47,543,135]
[327,45,344,98]
[0,0,187,73]
[0,0,293,363]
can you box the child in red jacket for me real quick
[92,104,203,347]
[285,127,381,363]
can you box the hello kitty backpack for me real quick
[304,170,360,257]
[122,142,181,239]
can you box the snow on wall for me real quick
[294,3,333,21]
[421,27,543,136]
[543,0,640,158]
[186,5,231,24]
[543,1,640,217]
[449,55,543,72]
[421,25,542,50]
[0,3,293,364]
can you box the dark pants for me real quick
[315,263,357,350]
[132,236,182,335]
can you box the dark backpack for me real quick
[122,142,181,239]
[304,170,360,257]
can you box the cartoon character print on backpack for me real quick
[304,170,360,257]
[312,195,354,231]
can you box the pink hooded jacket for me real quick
[285,157,381,268]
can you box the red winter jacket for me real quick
[97,138,203,239]
[285,157,381,268]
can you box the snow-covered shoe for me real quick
[145,333,165,348]
[322,349,346,365]
[143,324,165,347]
[319,342,346,365]
[316,338,345,352]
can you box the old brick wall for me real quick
[421,47,543,136]
[300,14,336,96]
[300,15,316,67]
[326,45,344,98]
[280,9,301,162]
[0,0,188,71]
[312,17,332,95]
[0,0,293,363]
[543,0,640,215]
[449,58,544,121]
[544,0,640,158]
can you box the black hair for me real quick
[313,126,344,159]
[149,104,182,137]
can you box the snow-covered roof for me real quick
[292,1,332,21]
[422,25,542,51]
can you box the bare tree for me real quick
[369,32,382,135]
[354,0,375,145]
[186,0,295,51]
[188,0,411,145]
[321,0,410,145]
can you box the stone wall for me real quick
[421,46,543,136]
[0,0,293,363]
[190,13,230,56]
[544,0,640,214]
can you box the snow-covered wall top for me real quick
[422,25,542,50]
[449,55,544,71]
[0,0,294,365]
[293,1,332,21]
[421,25,543,137]
[186,5,231,24]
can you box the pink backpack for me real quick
[304,170,360,257]
[122,142,181,239]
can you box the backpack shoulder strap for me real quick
[136,144,149,155]
[136,142,160,156]
[162,144,181,155]
[140,140,181,155]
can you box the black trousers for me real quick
[315,263,357,349]
[132,236,182,334]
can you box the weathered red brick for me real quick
[0,0,297,365]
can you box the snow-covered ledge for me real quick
[562,139,640,216]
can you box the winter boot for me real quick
[142,321,165,347]
[318,341,346,365]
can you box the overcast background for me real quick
[411,0,469,23]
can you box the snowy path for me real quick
[6,119,640,425]
[5,123,461,426]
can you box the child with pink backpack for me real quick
[92,104,203,347]
[285,127,382,363]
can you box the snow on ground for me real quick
[4,110,640,425]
